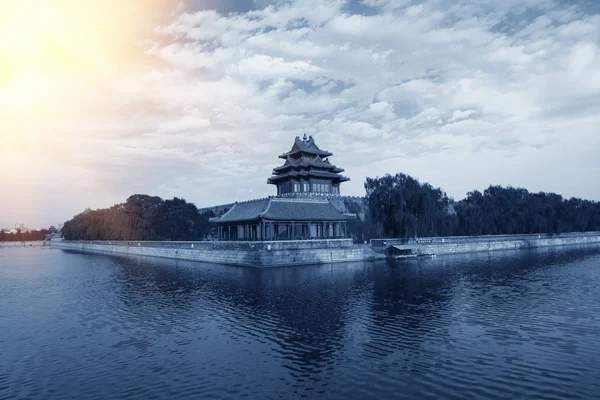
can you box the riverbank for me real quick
[52,239,382,267]
[51,232,600,267]
[0,241,48,248]
[371,231,600,256]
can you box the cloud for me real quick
[450,109,478,122]
[2,0,600,228]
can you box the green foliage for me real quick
[454,186,600,236]
[61,194,213,241]
[365,173,456,238]
[344,197,381,242]
[365,174,600,238]
[0,229,50,242]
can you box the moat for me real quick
[2,246,600,399]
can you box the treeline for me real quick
[62,195,214,241]
[365,173,600,239]
[0,229,53,242]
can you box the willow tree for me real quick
[365,173,455,239]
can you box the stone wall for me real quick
[0,241,48,247]
[52,239,381,267]
[371,232,600,255]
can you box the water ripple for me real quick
[1,246,600,399]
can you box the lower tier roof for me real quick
[213,197,347,223]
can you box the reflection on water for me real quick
[1,246,600,399]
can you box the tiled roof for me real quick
[262,198,347,221]
[216,198,271,223]
[214,197,347,223]
[268,170,350,182]
[273,155,345,173]
[278,135,332,159]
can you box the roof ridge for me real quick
[272,197,330,203]
[259,197,274,217]
[217,203,238,220]
[236,196,271,205]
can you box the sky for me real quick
[1,0,599,229]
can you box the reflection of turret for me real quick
[110,256,363,378]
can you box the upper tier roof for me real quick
[267,170,350,183]
[273,155,345,174]
[278,135,332,159]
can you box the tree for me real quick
[365,173,455,238]
[61,195,213,241]
[365,173,600,238]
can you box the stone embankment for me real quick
[52,239,382,267]
[51,232,600,267]
[0,241,48,248]
[371,232,600,255]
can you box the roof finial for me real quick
[303,133,308,141]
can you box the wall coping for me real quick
[371,231,600,246]
[61,238,352,245]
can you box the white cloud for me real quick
[232,54,326,79]
[450,109,478,122]
[3,0,600,228]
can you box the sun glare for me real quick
[0,0,167,81]
[0,0,170,147]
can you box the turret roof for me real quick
[267,170,350,183]
[278,135,332,159]
[269,135,349,185]
[273,155,345,173]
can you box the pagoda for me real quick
[211,135,350,241]
[268,134,349,196]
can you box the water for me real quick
[1,246,600,399]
